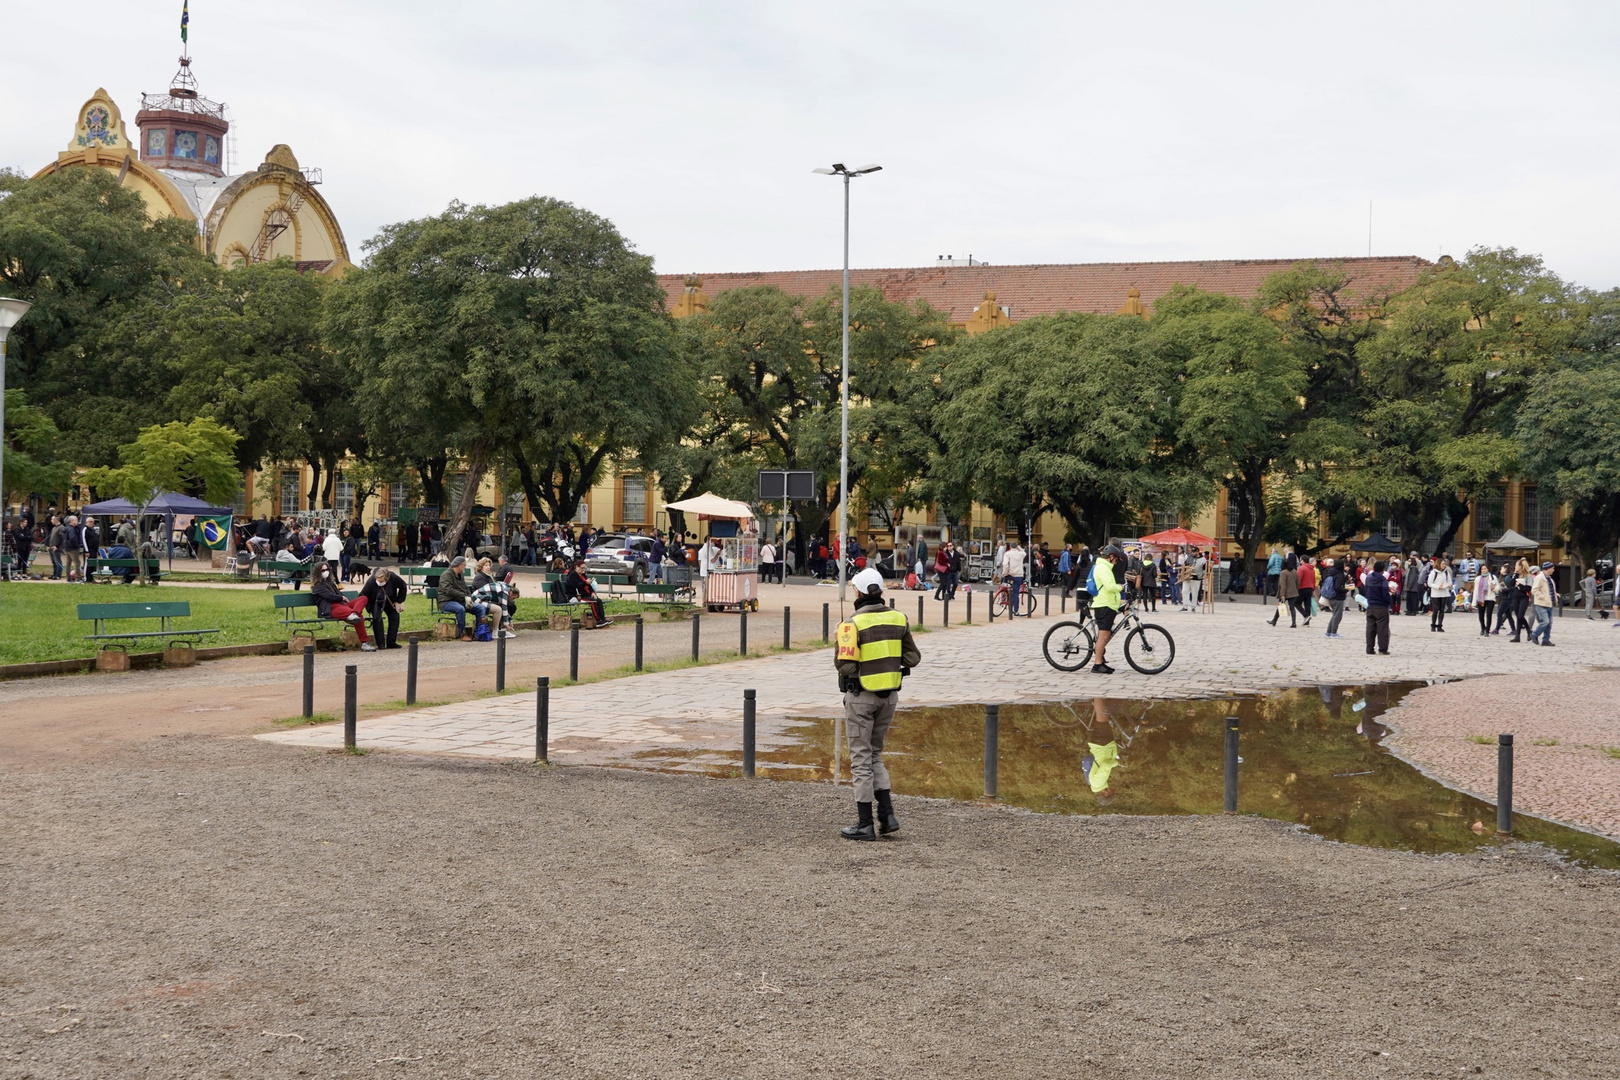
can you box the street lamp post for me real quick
[0,298,34,562]
[812,163,881,601]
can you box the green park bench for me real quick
[635,581,694,605]
[85,557,163,582]
[273,590,360,641]
[255,556,312,585]
[398,566,445,594]
[79,601,221,653]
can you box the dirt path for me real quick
[2,734,1616,1079]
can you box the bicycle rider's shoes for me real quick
[874,789,900,834]
[840,801,878,841]
[1091,663,1116,675]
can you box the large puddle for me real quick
[638,683,1620,868]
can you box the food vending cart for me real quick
[663,492,760,613]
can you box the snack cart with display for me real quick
[664,492,760,613]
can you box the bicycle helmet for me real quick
[1103,544,1125,560]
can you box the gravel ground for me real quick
[1383,671,1620,839]
[4,734,1619,1079]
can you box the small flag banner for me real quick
[181,0,189,44]
[197,514,232,550]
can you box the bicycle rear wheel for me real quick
[991,590,1009,619]
[1042,620,1094,672]
[1019,588,1037,617]
[1124,622,1175,674]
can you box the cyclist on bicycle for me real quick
[1090,545,1127,674]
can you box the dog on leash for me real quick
[346,562,374,584]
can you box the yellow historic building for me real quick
[38,59,349,276]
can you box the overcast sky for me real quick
[8,2,1619,288]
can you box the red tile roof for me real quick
[657,256,1431,322]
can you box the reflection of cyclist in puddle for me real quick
[1079,698,1124,804]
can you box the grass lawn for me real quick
[0,584,677,666]
[0,583,441,666]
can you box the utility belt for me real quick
[839,675,901,697]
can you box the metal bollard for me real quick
[967,591,973,624]
[783,607,791,652]
[692,614,701,662]
[740,610,748,656]
[302,642,315,718]
[1061,591,1067,615]
[635,614,644,672]
[1497,733,1514,834]
[984,704,999,799]
[1045,586,1051,616]
[989,591,996,623]
[889,597,895,610]
[822,603,830,643]
[536,676,549,762]
[918,594,925,629]
[943,596,951,628]
[344,664,357,749]
[406,636,418,706]
[1223,716,1240,813]
[495,629,506,692]
[569,626,580,682]
[743,688,756,778]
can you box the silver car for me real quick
[584,534,655,582]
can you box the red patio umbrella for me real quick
[1139,527,1214,547]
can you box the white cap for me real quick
[851,568,884,596]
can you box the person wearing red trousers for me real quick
[311,564,375,651]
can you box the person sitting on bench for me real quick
[312,564,374,651]
[564,557,611,627]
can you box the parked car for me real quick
[1560,579,1615,612]
[584,533,655,582]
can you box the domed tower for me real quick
[134,56,229,177]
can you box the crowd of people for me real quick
[2,509,174,583]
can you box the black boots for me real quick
[839,801,877,841]
[875,789,900,834]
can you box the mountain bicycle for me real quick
[990,577,1037,618]
[1041,596,1176,674]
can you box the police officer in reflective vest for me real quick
[835,568,922,840]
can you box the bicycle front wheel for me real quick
[1124,622,1176,674]
[1042,620,1094,672]
[1019,589,1037,616]
[991,591,1009,618]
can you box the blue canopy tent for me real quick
[81,491,232,573]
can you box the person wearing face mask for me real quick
[311,562,375,651]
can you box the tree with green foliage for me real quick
[655,284,952,561]
[0,168,215,467]
[326,196,692,553]
[1332,248,1575,554]
[934,312,1201,547]
[1,389,72,506]
[1516,288,1620,570]
[1151,285,1304,581]
[82,418,241,582]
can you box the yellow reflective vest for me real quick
[835,608,910,691]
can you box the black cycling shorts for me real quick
[1094,607,1117,631]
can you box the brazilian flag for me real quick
[181,0,189,44]
[197,514,232,550]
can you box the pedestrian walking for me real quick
[1320,558,1348,638]
[1269,560,1300,627]
[1404,554,1426,616]
[1426,556,1454,632]
[834,568,921,841]
[760,539,778,584]
[1528,561,1556,646]
[1582,568,1599,619]
[1474,565,1499,635]
[1296,557,1316,627]
[1139,554,1158,612]
[1363,559,1393,655]
[1265,546,1283,598]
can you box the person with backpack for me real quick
[1087,546,1127,674]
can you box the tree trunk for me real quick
[415,455,448,514]
[436,442,490,560]
[1230,470,1267,592]
[305,459,324,512]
